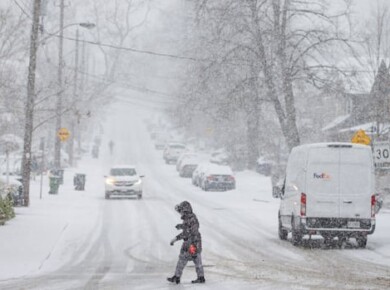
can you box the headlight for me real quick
[134,179,142,185]
[105,178,115,185]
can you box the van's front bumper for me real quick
[299,217,376,234]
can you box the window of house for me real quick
[345,97,353,114]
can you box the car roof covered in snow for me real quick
[203,164,233,175]
[180,152,197,157]
[181,157,199,166]
[0,175,22,186]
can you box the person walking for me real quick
[167,201,205,284]
[108,140,115,155]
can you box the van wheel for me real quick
[278,214,288,240]
[337,236,346,248]
[357,235,367,248]
[323,236,333,247]
[291,217,302,246]
[105,192,110,200]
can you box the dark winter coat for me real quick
[175,202,202,256]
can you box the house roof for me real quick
[322,114,350,131]
[339,122,390,135]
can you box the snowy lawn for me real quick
[0,160,104,280]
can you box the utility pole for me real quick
[80,35,86,92]
[69,29,79,167]
[21,0,42,206]
[77,34,86,155]
[39,137,45,199]
[54,0,65,169]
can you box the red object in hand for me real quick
[188,244,197,255]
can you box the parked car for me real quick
[105,165,144,199]
[154,132,170,150]
[192,163,208,186]
[199,164,235,191]
[163,143,186,164]
[256,157,274,176]
[150,130,158,140]
[273,143,376,248]
[0,175,23,206]
[179,158,199,178]
[176,152,198,171]
[154,137,167,150]
[209,149,229,165]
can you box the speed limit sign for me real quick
[373,141,390,169]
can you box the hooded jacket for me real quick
[175,201,202,255]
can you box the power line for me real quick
[60,35,205,62]
[63,65,174,98]
[13,0,32,19]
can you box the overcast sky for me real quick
[352,0,386,20]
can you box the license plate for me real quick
[347,221,360,228]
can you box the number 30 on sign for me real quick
[373,141,390,169]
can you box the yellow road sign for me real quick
[58,128,71,142]
[351,129,371,145]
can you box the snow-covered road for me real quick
[1,102,390,289]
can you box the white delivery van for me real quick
[273,143,376,247]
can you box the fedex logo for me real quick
[313,173,331,180]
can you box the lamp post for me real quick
[54,10,95,169]
[53,5,95,168]
[21,1,94,205]
[69,29,79,167]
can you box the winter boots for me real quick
[167,276,205,284]
[191,276,206,284]
[167,275,180,284]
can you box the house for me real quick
[323,60,390,142]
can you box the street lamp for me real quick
[21,3,95,206]
[54,17,95,169]
[40,22,95,43]
[79,22,95,29]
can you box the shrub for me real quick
[0,194,15,223]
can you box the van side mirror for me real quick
[272,186,282,198]
[140,175,145,178]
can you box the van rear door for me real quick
[306,147,340,218]
[339,148,372,219]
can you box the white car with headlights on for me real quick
[105,165,144,199]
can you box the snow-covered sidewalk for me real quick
[0,158,104,280]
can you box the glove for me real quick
[188,244,197,255]
[175,224,183,230]
[170,238,177,246]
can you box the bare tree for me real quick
[175,0,353,164]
